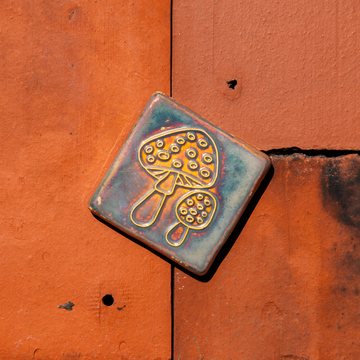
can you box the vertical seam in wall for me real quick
[171,265,174,360]
[170,1,174,358]
[170,0,173,98]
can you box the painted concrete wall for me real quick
[0,1,171,358]
[173,0,360,359]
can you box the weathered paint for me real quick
[173,0,360,150]
[89,93,271,275]
[174,155,360,359]
[0,0,171,358]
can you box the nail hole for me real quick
[227,79,237,89]
[102,294,114,306]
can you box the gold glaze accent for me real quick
[157,151,170,161]
[138,127,219,189]
[186,215,194,223]
[176,136,186,145]
[172,160,183,169]
[197,203,204,211]
[200,168,211,178]
[186,148,197,159]
[147,155,155,163]
[186,199,194,207]
[156,139,164,148]
[198,139,208,147]
[130,128,219,228]
[188,161,199,170]
[165,190,217,247]
[170,144,180,153]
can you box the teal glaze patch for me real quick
[89,93,271,275]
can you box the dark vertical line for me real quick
[170,0,173,97]
[170,1,174,358]
[171,264,175,360]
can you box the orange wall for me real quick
[173,0,360,359]
[0,1,171,358]
[173,0,360,150]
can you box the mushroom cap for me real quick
[175,190,217,230]
[138,128,219,189]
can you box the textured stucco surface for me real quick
[175,155,360,360]
[173,0,360,150]
[0,0,171,358]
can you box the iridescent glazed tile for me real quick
[88,93,271,275]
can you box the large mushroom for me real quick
[165,190,217,247]
[130,127,219,227]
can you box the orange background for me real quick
[0,0,171,359]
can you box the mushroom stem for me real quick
[130,188,167,228]
[154,171,178,195]
[165,222,190,247]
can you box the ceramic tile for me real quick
[89,93,271,275]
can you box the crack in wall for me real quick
[265,148,360,158]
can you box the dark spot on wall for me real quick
[68,7,81,23]
[69,8,77,20]
[102,294,114,306]
[322,157,360,230]
[227,79,237,89]
[57,301,74,311]
[341,252,360,274]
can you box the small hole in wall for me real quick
[102,294,114,306]
[227,79,237,89]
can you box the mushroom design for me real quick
[130,128,219,227]
[165,190,218,247]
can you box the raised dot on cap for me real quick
[145,145,154,154]
[196,203,204,211]
[157,150,170,161]
[199,167,211,178]
[170,144,180,153]
[188,161,199,171]
[186,215,194,223]
[146,155,155,163]
[198,138,208,148]
[156,139,164,148]
[186,198,194,207]
[187,132,196,141]
[186,148,198,159]
[189,208,197,216]
[172,159,183,169]
[204,199,211,207]
[202,153,213,164]
[175,136,186,145]
[197,217,204,224]
[179,207,188,215]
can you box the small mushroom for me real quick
[130,128,219,227]
[165,190,217,247]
